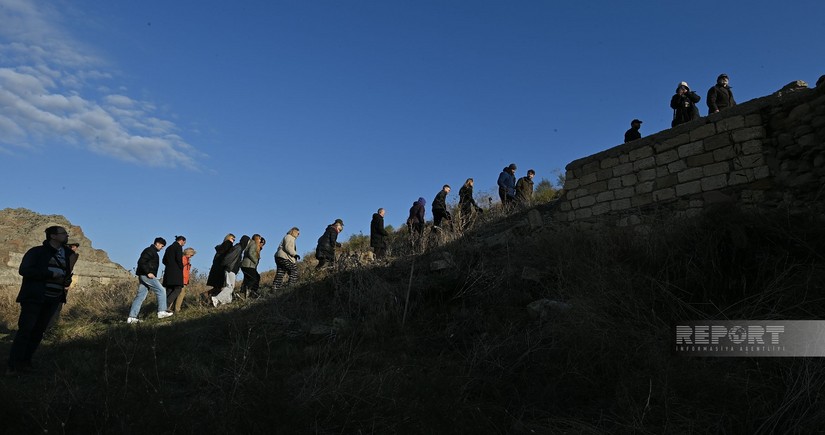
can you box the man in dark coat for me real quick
[707,73,736,114]
[370,208,389,259]
[162,236,186,311]
[8,226,74,375]
[316,219,343,269]
[671,81,701,127]
[624,119,643,143]
[497,164,517,207]
[516,169,536,205]
[432,185,452,228]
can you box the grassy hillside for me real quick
[1,205,824,434]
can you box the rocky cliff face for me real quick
[0,208,131,286]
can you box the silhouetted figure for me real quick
[370,209,389,259]
[316,219,343,269]
[624,119,643,143]
[671,81,701,126]
[707,73,736,114]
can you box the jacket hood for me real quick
[417,197,426,205]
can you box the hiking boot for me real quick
[126,317,142,324]
[157,311,174,319]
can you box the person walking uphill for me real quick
[162,236,186,311]
[670,81,701,127]
[127,237,174,324]
[274,227,301,289]
[240,234,262,298]
[707,73,736,114]
[7,226,75,375]
[432,185,452,228]
[202,234,234,305]
[498,164,517,208]
[212,235,249,307]
[370,209,389,259]
[458,178,482,228]
[171,247,196,312]
[315,219,343,269]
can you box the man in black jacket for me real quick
[432,185,452,228]
[671,81,701,127]
[127,237,173,323]
[624,119,643,143]
[8,226,74,375]
[707,74,736,114]
[370,208,389,259]
[316,219,343,269]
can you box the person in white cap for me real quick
[670,81,701,127]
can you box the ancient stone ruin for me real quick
[0,208,132,287]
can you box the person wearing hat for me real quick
[315,219,343,269]
[670,81,701,127]
[497,164,518,208]
[624,119,643,143]
[707,74,736,114]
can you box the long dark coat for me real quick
[315,225,339,260]
[162,242,184,287]
[206,240,233,288]
[370,213,388,248]
[670,91,701,126]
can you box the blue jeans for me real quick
[129,275,167,318]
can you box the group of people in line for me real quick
[7,163,537,374]
[624,73,737,143]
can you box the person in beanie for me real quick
[274,227,301,289]
[497,164,517,207]
[516,169,536,205]
[127,237,174,324]
[370,208,389,259]
[707,73,736,114]
[671,81,701,127]
[624,119,643,143]
[7,226,75,375]
[162,236,186,311]
[315,220,343,269]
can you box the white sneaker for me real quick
[126,317,141,324]
[211,296,219,307]
[157,311,174,319]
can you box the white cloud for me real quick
[0,0,200,169]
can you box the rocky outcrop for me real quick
[0,208,131,286]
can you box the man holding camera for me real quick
[670,81,701,127]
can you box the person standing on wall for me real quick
[671,81,701,127]
[707,73,736,114]
[624,119,643,143]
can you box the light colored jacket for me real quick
[276,234,298,263]
[241,240,260,268]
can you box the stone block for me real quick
[701,174,728,191]
[600,157,619,169]
[727,170,753,186]
[745,114,762,126]
[733,155,765,170]
[596,169,613,181]
[629,146,653,161]
[571,198,579,209]
[632,194,653,207]
[579,172,597,186]
[713,146,736,162]
[596,191,615,203]
[678,141,705,158]
[667,160,687,173]
[582,160,601,174]
[610,198,632,211]
[788,103,811,122]
[656,149,679,165]
[740,140,763,155]
[655,174,679,188]
[677,167,704,183]
[705,133,733,150]
[621,174,638,186]
[612,162,634,177]
[575,208,593,219]
[638,169,656,182]
[675,181,702,196]
[633,156,656,171]
[589,181,607,192]
[732,126,765,142]
[798,134,817,148]
[657,167,669,177]
[653,188,676,202]
[716,116,745,132]
[777,133,794,147]
[615,187,635,199]
[608,177,622,189]
[703,162,729,176]
[578,195,596,207]
[559,201,572,211]
[656,134,690,152]
[592,202,611,215]
[686,152,714,167]
[753,165,770,180]
[619,154,629,164]
[690,123,717,141]
[635,181,654,194]
[564,178,580,190]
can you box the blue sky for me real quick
[2,0,824,274]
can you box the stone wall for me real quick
[553,78,825,227]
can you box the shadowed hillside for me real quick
[1,202,824,434]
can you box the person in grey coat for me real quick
[240,234,262,298]
[274,227,301,289]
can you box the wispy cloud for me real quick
[0,0,199,169]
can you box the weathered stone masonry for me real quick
[553,79,825,226]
